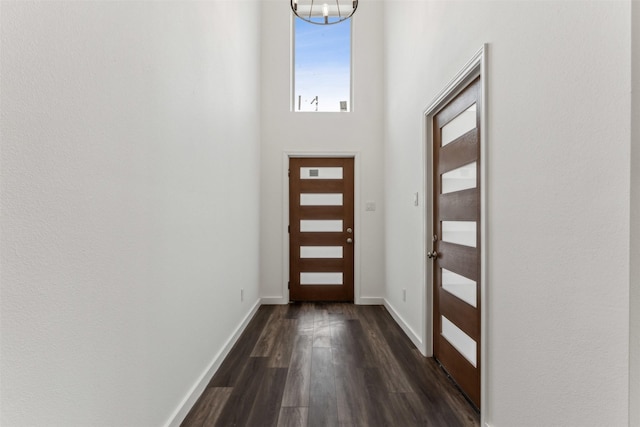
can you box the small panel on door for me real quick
[289,158,354,302]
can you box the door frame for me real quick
[422,45,488,420]
[282,151,361,303]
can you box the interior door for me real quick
[431,77,481,409]
[289,157,355,302]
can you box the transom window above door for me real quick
[292,17,352,112]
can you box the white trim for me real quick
[423,44,488,424]
[358,297,385,305]
[384,299,426,354]
[480,47,489,427]
[479,44,489,427]
[260,296,289,305]
[282,151,362,303]
[164,299,262,427]
[290,12,295,112]
[423,46,486,116]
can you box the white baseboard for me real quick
[261,297,385,305]
[260,296,288,305]
[357,297,385,305]
[383,299,426,355]
[164,299,262,427]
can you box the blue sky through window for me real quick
[294,18,351,112]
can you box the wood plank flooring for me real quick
[181,303,479,427]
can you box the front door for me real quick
[431,77,482,409]
[289,157,354,301]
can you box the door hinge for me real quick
[288,169,290,178]
[288,225,290,233]
[288,281,290,289]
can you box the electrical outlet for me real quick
[241,288,244,302]
[403,288,406,302]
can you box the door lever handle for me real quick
[427,251,438,259]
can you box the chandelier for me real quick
[291,0,358,25]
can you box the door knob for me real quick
[427,251,438,259]
[347,227,353,233]
[347,238,353,244]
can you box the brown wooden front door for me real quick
[289,157,354,302]
[431,77,481,409]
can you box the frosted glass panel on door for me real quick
[300,167,343,180]
[300,193,343,206]
[442,162,476,194]
[442,268,477,307]
[300,246,343,259]
[300,220,343,232]
[441,104,476,147]
[300,272,343,285]
[442,221,476,247]
[442,316,477,367]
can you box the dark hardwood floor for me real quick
[181,303,479,427]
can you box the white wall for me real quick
[259,0,385,304]
[631,2,640,425]
[383,1,631,425]
[0,1,262,426]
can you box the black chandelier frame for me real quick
[290,0,358,25]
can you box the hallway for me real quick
[1,2,636,425]
[181,303,479,426]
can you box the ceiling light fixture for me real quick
[291,0,358,25]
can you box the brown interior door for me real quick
[289,157,354,302]
[431,77,481,409]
